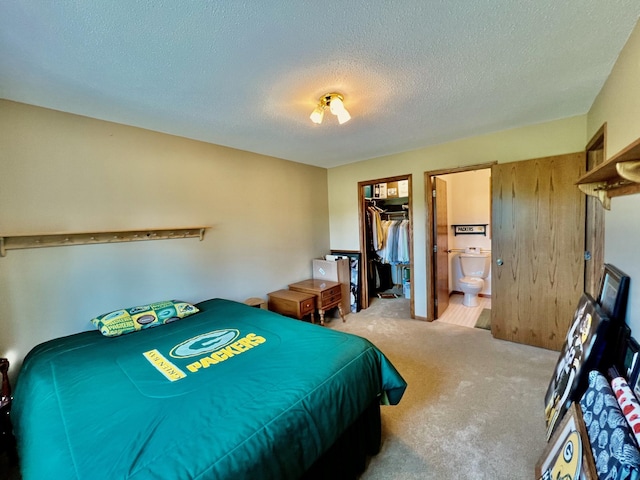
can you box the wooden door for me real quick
[492,152,585,351]
[434,177,449,317]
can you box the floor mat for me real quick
[475,309,491,330]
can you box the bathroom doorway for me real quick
[425,163,495,326]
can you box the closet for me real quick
[358,175,414,316]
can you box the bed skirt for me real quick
[302,399,382,480]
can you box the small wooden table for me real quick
[267,289,316,323]
[243,297,267,309]
[288,279,346,326]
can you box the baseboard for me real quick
[450,290,492,298]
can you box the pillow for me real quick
[91,300,199,337]
[580,370,640,479]
[611,375,640,446]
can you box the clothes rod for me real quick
[0,227,208,257]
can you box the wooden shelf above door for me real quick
[577,135,640,209]
[0,227,208,257]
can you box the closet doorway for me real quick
[358,175,414,318]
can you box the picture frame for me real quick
[536,403,597,480]
[612,323,632,374]
[622,336,640,382]
[597,264,630,322]
[544,293,610,440]
[631,365,640,401]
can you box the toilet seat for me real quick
[459,277,483,288]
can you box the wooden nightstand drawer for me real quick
[299,298,315,316]
[321,285,342,302]
[267,289,316,322]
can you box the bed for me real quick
[11,298,406,479]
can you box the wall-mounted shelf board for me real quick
[577,136,640,209]
[0,227,208,257]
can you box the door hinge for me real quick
[435,298,438,307]
[433,245,437,253]
[584,251,592,261]
[432,189,436,197]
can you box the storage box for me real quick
[387,181,399,198]
[398,179,409,197]
[374,183,387,199]
[403,281,411,299]
[312,258,351,316]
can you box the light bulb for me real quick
[310,105,324,124]
[336,110,351,124]
[329,96,345,115]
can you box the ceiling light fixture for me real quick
[310,92,351,125]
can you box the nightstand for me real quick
[0,358,16,470]
[244,297,267,309]
[288,279,346,326]
[268,289,316,323]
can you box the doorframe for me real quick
[584,123,607,297]
[357,174,414,318]
[424,162,496,321]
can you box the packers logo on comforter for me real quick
[143,329,267,382]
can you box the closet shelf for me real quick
[577,136,640,209]
[0,227,208,257]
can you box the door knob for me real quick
[496,258,504,266]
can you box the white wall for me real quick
[587,19,640,333]
[0,100,330,381]
[328,116,586,318]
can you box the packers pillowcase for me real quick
[91,300,199,337]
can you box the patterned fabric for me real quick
[612,376,640,446]
[580,370,640,480]
[91,300,199,337]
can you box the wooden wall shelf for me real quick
[577,136,640,209]
[0,227,208,257]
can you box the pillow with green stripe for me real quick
[91,300,199,337]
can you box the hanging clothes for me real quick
[376,219,409,265]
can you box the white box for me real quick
[403,281,411,299]
[398,180,409,197]
[374,183,387,199]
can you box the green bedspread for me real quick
[12,298,406,479]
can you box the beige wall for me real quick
[328,115,587,318]
[0,100,330,379]
[587,19,640,332]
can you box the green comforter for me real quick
[12,298,406,479]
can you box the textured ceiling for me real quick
[1,2,639,168]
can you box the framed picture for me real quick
[631,365,640,401]
[330,250,361,313]
[625,337,640,399]
[544,293,610,440]
[612,324,632,374]
[536,403,597,480]
[597,264,630,322]
[622,336,640,381]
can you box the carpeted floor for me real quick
[326,297,557,479]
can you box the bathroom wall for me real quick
[439,169,492,295]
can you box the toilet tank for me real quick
[459,253,490,278]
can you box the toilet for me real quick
[457,251,491,307]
